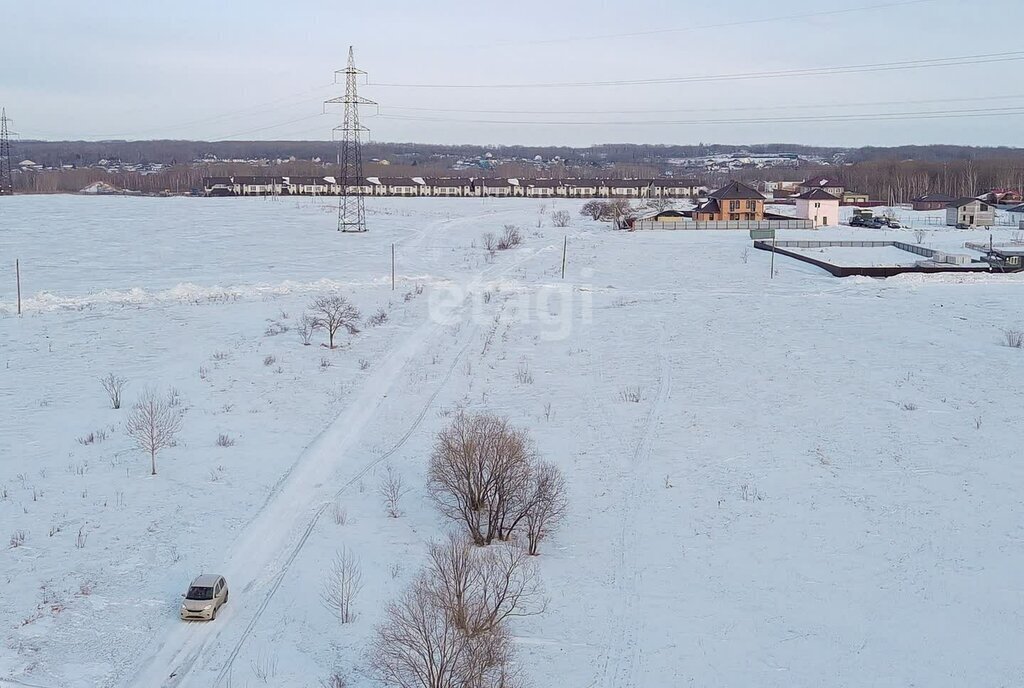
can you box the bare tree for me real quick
[428,413,535,546]
[370,577,520,688]
[481,232,497,252]
[310,295,361,349]
[125,387,184,475]
[496,225,522,250]
[580,200,606,221]
[550,210,570,228]
[523,462,568,555]
[298,313,315,346]
[322,547,364,623]
[100,373,127,410]
[379,465,411,518]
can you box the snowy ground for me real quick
[2,196,1023,687]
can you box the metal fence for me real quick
[637,219,814,231]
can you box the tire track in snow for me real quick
[594,335,672,688]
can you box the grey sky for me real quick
[3,0,1021,147]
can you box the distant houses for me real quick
[911,193,956,211]
[201,176,708,199]
[798,176,845,197]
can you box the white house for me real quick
[794,188,840,228]
[947,198,996,227]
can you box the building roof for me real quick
[693,198,722,215]
[801,176,842,188]
[480,178,512,187]
[652,178,702,188]
[600,179,653,189]
[637,209,688,220]
[524,179,565,188]
[951,197,988,208]
[913,193,956,203]
[709,180,764,200]
[795,188,839,201]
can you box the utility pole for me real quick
[0,108,13,196]
[325,47,375,233]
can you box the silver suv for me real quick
[180,574,229,621]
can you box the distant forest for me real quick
[10,140,1024,202]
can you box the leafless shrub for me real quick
[974,416,983,430]
[497,225,522,250]
[741,247,749,264]
[913,228,927,243]
[298,313,315,346]
[125,387,184,476]
[251,651,279,684]
[10,530,26,548]
[580,200,605,221]
[320,672,348,688]
[359,358,370,371]
[78,580,94,596]
[901,401,919,411]
[199,366,209,381]
[320,356,333,369]
[332,502,347,526]
[310,295,361,349]
[322,547,364,624]
[212,351,230,361]
[379,465,411,518]
[542,402,552,421]
[482,232,497,252]
[1003,328,1024,348]
[48,523,62,537]
[77,432,96,446]
[367,308,389,327]
[166,387,183,407]
[264,319,289,336]
[551,210,571,228]
[100,373,127,410]
[619,386,642,403]
[263,354,276,366]
[216,433,235,447]
[514,362,533,385]
[740,483,764,502]
[75,526,88,549]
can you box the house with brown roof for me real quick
[911,193,956,211]
[799,176,845,197]
[693,180,765,221]
[650,178,706,198]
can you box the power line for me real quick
[490,0,934,47]
[369,105,1024,127]
[381,93,1024,117]
[370,50,1024,89]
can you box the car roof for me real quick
[190,574,222,587]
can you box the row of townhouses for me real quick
[203,176,708,199]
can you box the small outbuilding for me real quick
[794,188,840,228]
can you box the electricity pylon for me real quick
[325,47,375,232]
[0,108,13,196]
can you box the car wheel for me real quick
[211,606,217,620]
[224,591,229,605]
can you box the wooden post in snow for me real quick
[15,259,21,315]
[391,243,396,290]
[561,236,567,279]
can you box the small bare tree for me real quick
[580,200,606,221]
[481,232,497,252]
[913,228,927,243]
[310,295,361,349]
[379,465,411,518]
[100,373,127,410]
[322,547,364,623]
[550,210,570,228]
[523,462,568,556]
[125,387,184,475]
[496,225,522,250]
[298,313,315,346]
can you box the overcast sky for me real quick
[3,0,1022,147]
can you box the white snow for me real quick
[1,195,1023,688]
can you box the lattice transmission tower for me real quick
[0,108,13,196]
[325,47,375,232]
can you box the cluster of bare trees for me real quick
[305,295,361,349]
[370,535,543,688]
[428,413,567,555]
[580,199,633,225]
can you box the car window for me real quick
[186,586,214,600]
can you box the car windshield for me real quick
[186,586,214,600]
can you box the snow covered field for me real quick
[2,196,1024,687]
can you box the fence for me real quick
[636,218,814,231]
[755,240,995,278]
